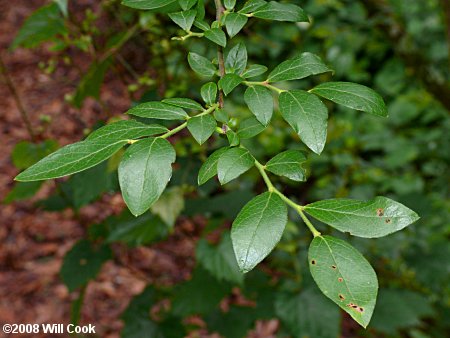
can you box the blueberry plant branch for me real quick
[14,0,420,329]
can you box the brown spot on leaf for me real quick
[338,277,343,282]
[331,265,337,269]
[376,208,384,217]
[339,294,345,300]
[346,303,354,308]
[356,307,364,313]
[79,259,87,266]
[385,218,391,224]
[311,259,316,265]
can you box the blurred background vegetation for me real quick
[2,0,449,337]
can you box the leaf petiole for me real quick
[243,80,285,94]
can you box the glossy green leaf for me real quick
[217,147,254,184]
[11,3,67,50]
[15,139,127,182]
[122,0,178,10]
[60,240,112,291]
[266,150,307,181]
[187,114,217,144]
[127,101,188,120]
[242,64,268,78]
[308,236,378,328]
[218,73,244,95]
[244,85,273,126]
[179,0,197,10]
[252,2,309,22]
[231,192,287,272]
[198,147,228,185]
[310,82,388,117]
[225,13,248,38]
[239,0,267,14]
[224,0,236,10]
[188,52,217,77]
[168,9,196,31]
[225,43,247,74]
[196,232,244,285]
[237,116,266,139]
[276,288,340,338]
[304,197,419,238]
[279,90,328,154]
[162,97,203,110]
[201,82,218,105]
[268,52,332,83]
[118,138,176,216]
[87,120,168,141]
[194,18,210,31]
[204,28,227,47]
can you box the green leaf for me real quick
[242,64,268,78]
[168,9,196,31]
[310,82,388,117]
[105,211,169,247]
[172,267,231,316]
[225,13,248,38]
[12,140,59,170]
[276,288,340,338]
[196,232,244,285]
[304,197,419,238]
[87,120,168,141]
[187,114,217,144]
[279,90,328,154]
[60,240,112,291]
[308,235,378,328]
[201,82,218,105]
[198,147,228,185]
[122,0,178,10]
[162,97,203,110]
[231,192,287,272]
[371,289,434,334]
[252,2,309,22]
[194,18,210,30]
[204,28,227,47]
[11,3,67,50]
[237,116,266,139]
[268,52,332,83]
[226,129,240,146]
[217,147,254,184]
[218,73,244,95]
[16,139,127,182]
[225,43,247,74]
[53,0,68,17]
[3,181,44,204]
[188,52,217,77]
[179,0,197,10]
[244,86,273,126]
[73,59,112,108]
[266,150,307,182]
[118,138,176,216]
[239,0,267,14]
[150,187,184,226]
[127,101,188,120]
[224,0,236,10]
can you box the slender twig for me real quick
[254,158,321,237]
[0,54,36,141]
[243,80,286,94]
[214,0,226,108]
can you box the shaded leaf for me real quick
[187,114,217,144]
[198,147,228,185]
[201,82,218,105]
[168,9,196,31]
[219,73,244,95]
[237,116,266,139]
[225,43,247,74]
[225,13,248,38]
[204,28,227,47]
[188,52,217,77]
[231,192,287,272]
[244,85,273,126]
[217,147,254,184]
[266,150,307,182]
